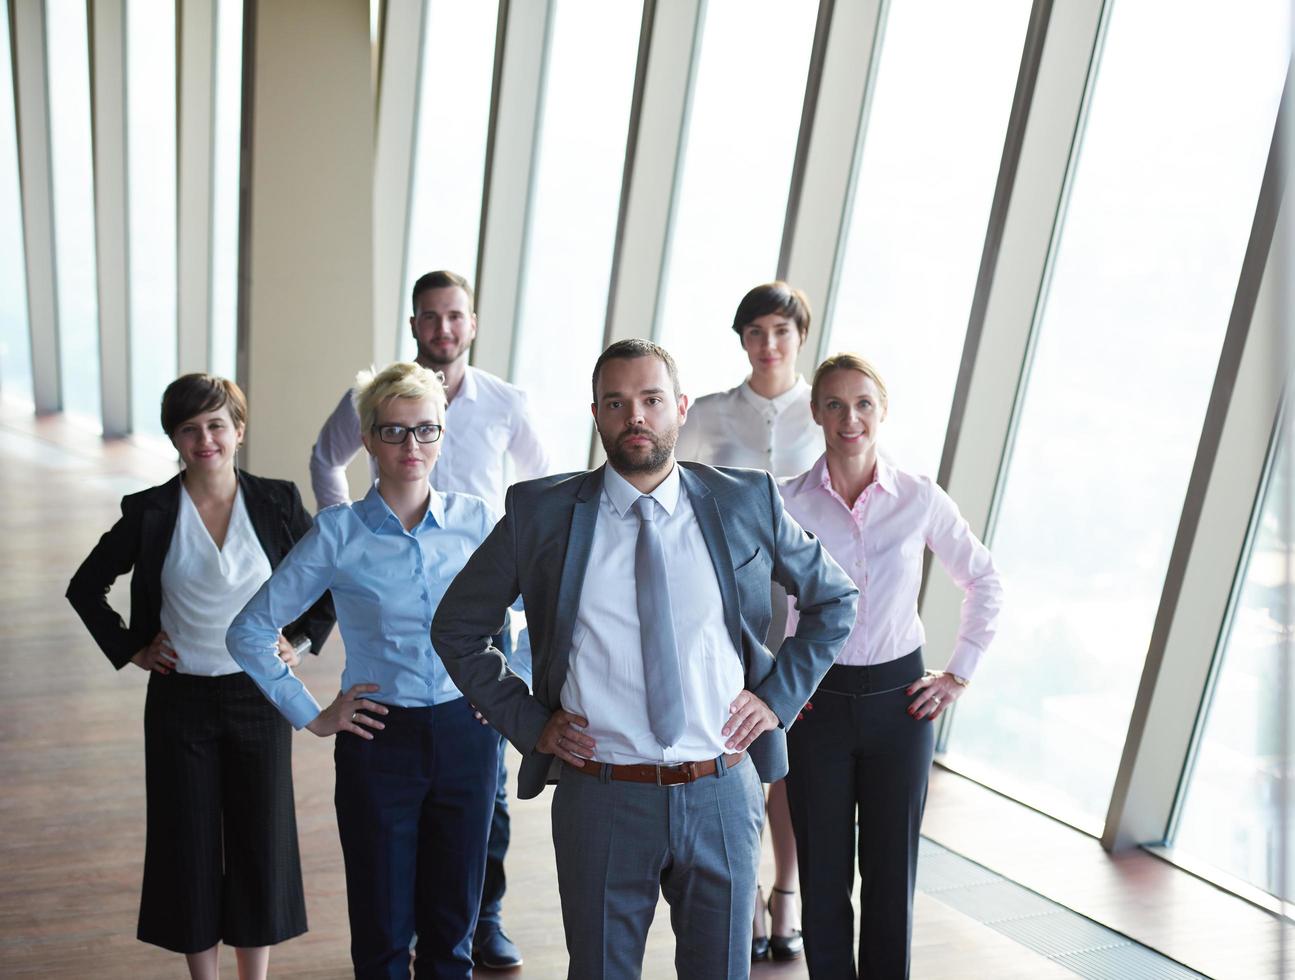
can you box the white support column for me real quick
[1102,99,1289,850]
[12,0,59,413]
[89,0,130,435]
[239,0,373,496]
[470,0,549,380]
[371,0,422,362]
[602,0,702,347]
[779,0,885,373]
[177,0,215,375]
[919,0,1107,673]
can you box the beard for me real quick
[415,336,469,367]
[602,423,677,475]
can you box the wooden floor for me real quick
[1,403,1286,978]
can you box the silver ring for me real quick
[351,711,359,723]
[931,697,942,706]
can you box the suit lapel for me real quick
[138,477,182,625]
[544,468,604,701]
[680,467,742,653]
[238,471,284,563]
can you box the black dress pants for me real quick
[785,650,933,980]
[139,670,306,953]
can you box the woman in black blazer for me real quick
[66,374,332,980]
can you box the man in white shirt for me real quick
[432,339,857,978]
[309,270,549,969]
[310,270,549,515]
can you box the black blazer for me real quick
[67,469,335,670]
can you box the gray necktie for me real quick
[634,495,686,748]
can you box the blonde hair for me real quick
[353,361,448,433]
[810,353,889,409]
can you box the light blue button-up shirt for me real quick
[227,484,528,729]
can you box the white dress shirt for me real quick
[160,484,273,676]
[675,377,819,479]
[780,455,1003,679]
[560,464,746,765]
[309,365,551,514]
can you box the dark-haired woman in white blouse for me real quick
[675,280,820,962]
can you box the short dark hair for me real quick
[731,281,811,340]
[160,374,248,436]
[591,339,681,402]
[412,270,474,314]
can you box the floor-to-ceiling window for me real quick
[126,0,179,434]
[209,0,245,380]
[823,0,1032,477]
[509,0,643,471]
[1174,420,1293,903]
[47,0,101,427]
[0,0,32,405]
[654,0,819,401]
[942,0,1290,831]
[401,0,500,359]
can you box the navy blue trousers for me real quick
[479,625,514,932]
[334,697,498,979]
[479,738,510,930]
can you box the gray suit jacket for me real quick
[431,461,858,799]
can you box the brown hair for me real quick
[810,353,889,409]
[591,339,681,402]
[160,374,248,436]
[731,281,811,340]
[412,270,474,314]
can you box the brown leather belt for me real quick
[568,752,746,786]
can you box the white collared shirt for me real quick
[675,377,819,478]
[161,483,272,676]
[560,464,746,765]
[309,365,551,514]
[780,455,1003,679]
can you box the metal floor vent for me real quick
[917,839,1207,979]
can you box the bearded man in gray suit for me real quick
[432,339,857,979]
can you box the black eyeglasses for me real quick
[371,423,444,445]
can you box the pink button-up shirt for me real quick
[779,454,1002,679]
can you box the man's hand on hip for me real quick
[723,690,778,752]
[537,709,596,768]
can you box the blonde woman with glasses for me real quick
[228,362,507,979]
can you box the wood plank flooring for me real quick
[2,404,1281,977]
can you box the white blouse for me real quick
[675,377,820,479]
[160,484,273,676]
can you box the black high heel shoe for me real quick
[768,886,804,961]
[752,884,771,961]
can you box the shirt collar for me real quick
[455,365,480,403]
[602,460,681,518]
[353,482,446,532]
[874,455,899,496]
[737,375,808,415]
[810,453,899,498]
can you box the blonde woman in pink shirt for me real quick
[779,353,1003,979]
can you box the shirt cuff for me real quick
[944,644,984,682]
[281,687,324,730]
